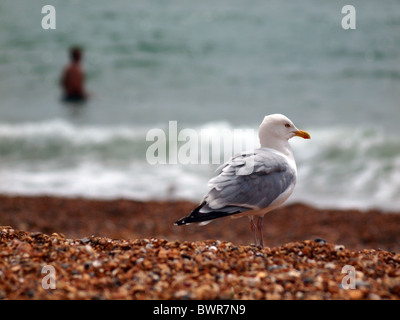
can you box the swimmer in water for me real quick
[60,46,89,103]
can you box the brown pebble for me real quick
[348,289,364,300]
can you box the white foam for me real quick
[0,118,148,144]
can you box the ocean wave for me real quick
[0,119,399,211]
[292,126,400,211]
[0,119,150,164]
[0,119,146,143]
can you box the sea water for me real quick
[0,0,399,210]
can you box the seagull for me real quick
[174,114,310,247]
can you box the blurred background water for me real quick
[0,0,399,210]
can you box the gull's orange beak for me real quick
[294,129,311,139]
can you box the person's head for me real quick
[69,46,83,63]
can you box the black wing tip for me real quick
[174,218,187,226]
[174,203,242,226]
[174,203,204,226]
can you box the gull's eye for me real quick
[285,123,291,128]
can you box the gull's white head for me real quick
[258,114,310,149]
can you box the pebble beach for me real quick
[0,194,399,300]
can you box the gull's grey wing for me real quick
[174,148,296,225]
[205,148,296,210]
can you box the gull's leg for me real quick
[249,216,258,246]
[256,216,264,248]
